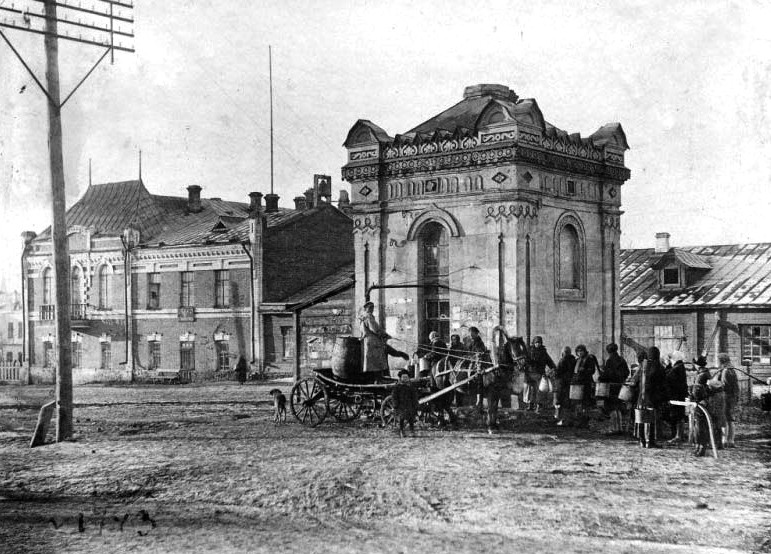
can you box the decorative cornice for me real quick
[602,213,622,231]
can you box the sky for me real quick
[1,0,770,291]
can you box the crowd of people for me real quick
[399,329,742,456]
[358,302,743,453]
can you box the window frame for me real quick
[180,340,195,370]
[180,271,195,308]
[42,268,53,305]
[148,341,162,370]
[280,326,293,360]
[215,269,230,308]
[100,342,111,370]
[215,340,230,371]
[98,266,111,309]
[71,341,82,368]
[147,273,161,310]
[740,325,771,365]
[554,212,586,301]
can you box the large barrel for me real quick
[331,337,362,380]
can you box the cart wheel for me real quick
[380,395,395,427]
[290,377,329,427]
[328,394,361,422]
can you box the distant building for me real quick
[21,179,353,383]
[620,233,771,381]
[0,290,23,365]
[342,83,630,359]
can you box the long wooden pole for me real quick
[44,0,73,441]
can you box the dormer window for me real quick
[662,267,680,286]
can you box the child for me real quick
[392,369,419,437]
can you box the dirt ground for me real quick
[1,382,769,554]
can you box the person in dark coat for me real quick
[665,351,689,443]
[599,343,629,434]
[466,327,488,408]
[448,334,465,366]
[689,359,713,457]
[569,345,599,427]
[526,336,556,413]
[554,346,576,425]
[235,355,248,385]
[422,331,448,371]
[717,353,740,448]
[633,346,668,448]
[392,369,419,437]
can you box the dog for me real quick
[269,389,287,423]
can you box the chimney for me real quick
[338,190,350,207]
[304,189,314,209]
[187,185,202,213]
[21,231,37,247]
[655,232,671,253]
[264,193,279,213]
[293,196,307,211]
[248,191,263,212]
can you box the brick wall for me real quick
[263,207,353,302]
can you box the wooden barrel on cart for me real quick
[331,337,362,380]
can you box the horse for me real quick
[430,326,529,433]
[480,326,529,432]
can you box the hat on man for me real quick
[692,355,708,368]
[398,369,410,378]
[428,331,439,341]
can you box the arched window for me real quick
[554,213,585,300]
[98,266,111,309]
[42,268,53,305]
[71,266,82,305]
[419,222,450,341]
[558,225,580,289]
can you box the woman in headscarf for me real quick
[599,343,629,435]
[527,336,556,413]
[554,346,576,425]
[633,346,668,448]
[569,345,599,428]
[689,355,713,457]
[359,301,389,373]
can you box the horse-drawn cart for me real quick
[290,328,530,429]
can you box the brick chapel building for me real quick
[20,179,353,383]
[342,84,630,361]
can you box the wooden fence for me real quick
[0,363,22,382]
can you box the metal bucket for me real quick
[634,408,654,424]
[595,382,611,398]
[569,384,584,400]
[331,337,362,380]
[618,385,635,402]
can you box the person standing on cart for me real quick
[359,302,390,374]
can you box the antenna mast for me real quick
[269,45,274,195]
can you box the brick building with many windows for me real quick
[620,233,771,387]
[20,179,353,383]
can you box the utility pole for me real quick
[269,45,274,195]
[44,0,73,441]
[1,0,135,443]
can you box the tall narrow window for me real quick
[419,222,450,341]
[43,342,53,368]
[148,341,161,370]
[180,271,195,307]
[98,266,111,309]
[7,323,13,340]
[215,270,230,308]
[280,326,293,359]
[100,342,111,370]
[43,268,53,304]
[215,341,230,371]
[27,279,35,310]
[71,266,82,306]
[17,321,22,339]
[148,273,161,309]
[558,224,580,289]
[180,341,195,370]
[71,341,82,368]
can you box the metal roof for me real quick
[279,263,355,310]
[32,180,312,247]
[620,243,771,310]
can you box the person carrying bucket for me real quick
[598,343,629,435]
[632,346,668,449]
[567,345,598,427]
